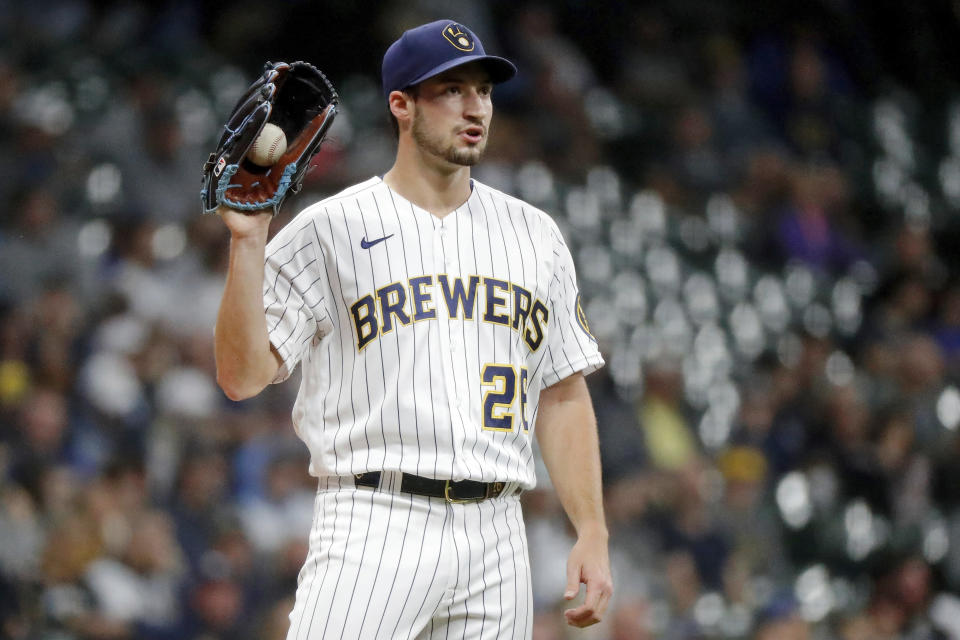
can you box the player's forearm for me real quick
[215,226,279,400]
[536,374,608,538]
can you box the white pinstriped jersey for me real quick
[263,176,603,488]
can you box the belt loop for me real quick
[378,470,399,492]
[499,481,519,498]
[390,470,403,493]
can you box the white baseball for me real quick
[247,123,287,166]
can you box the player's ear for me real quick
[388,90,414,129]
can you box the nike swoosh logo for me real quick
[360,234,394,249]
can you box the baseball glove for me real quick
[201,61,338,215]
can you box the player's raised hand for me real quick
[563,528,613,628]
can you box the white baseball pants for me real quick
[286,473,533,640]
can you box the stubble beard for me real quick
[412,109,486,167]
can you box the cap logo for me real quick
[442,23,474,52]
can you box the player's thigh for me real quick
[286,484,448,640]
[419,496,533,640]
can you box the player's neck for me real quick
[383,143,473,219]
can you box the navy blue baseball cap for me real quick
[381,20,516,98]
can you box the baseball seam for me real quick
[267,135,283,162]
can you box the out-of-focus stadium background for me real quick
[1,1,960,638]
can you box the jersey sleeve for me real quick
[263,221,332,383]
[540,227,605,388]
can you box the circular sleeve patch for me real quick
[575,292,597,342]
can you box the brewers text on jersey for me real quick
[350,274,549,352]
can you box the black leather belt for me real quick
[354,471,518,503]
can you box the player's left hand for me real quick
[201,61,338,217]
[563,527,613,627]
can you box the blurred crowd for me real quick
[1,1,960,639]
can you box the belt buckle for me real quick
[444,479,476,504]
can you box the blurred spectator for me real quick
[0,186,80,304]
[117,103,200,222]
[668,103,727,197]
[656,458,730,591]
[638,361,697,472]
[180,574,247,639]
[748,31,855,160]
[0,482,42,581]
[40,509,123,639]
[169,445,233,571]
[872,405,931,526]
[931,283,960,366]
[717,445,787,582]
[83,509,185,636]
[705,34,775,161]
[7,388,72,499]
[661,550,703,637]
[754,595,810,640]
[607,593,653,640]
[616,6,695,110]
[238,447,314,556]
[257,596,296,640]
[771,162,861,275]
[506,4,601,179]
[592,367,648,484]
[894,334,946,448]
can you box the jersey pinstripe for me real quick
[263,176,603,488]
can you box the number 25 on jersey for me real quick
[481,363,529,432]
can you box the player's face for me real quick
[410,63,493,167]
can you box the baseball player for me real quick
[214,19,612,639]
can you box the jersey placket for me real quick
[434,214,472,480]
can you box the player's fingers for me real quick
[564,563,580,600]
[595,585,612,619]
[564,573,613,627]
[580,574,602,612]
[564,604,600,628]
